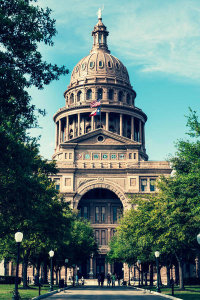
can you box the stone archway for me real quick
[73,179,128,209]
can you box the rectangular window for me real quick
[83,206,88,219]
[95,207,100,223]
[93,153,100,159]
[113,207,117,223]
[69,153,72,159]
[101,230,106,245]
[130,178,136,186]
[65,153,68,159]
[65,178,71,186]
[133,153,136,159]
[150,179,156,191]
[95,230,99,244]
[53,178,60,191]
[129,153,132,159]
[141,178,147,191]
[101,207,106,223]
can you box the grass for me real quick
[141,285,200,300]
[0,284,59,300]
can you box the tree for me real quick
[108,110,200,290]
[0,0,69,255]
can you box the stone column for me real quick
[73,117,75,138]
[143,123,145,148]
[58,119,61,145]
[107,263,111,275]
[89,255,94,279]
[83,116,85,134]
[131,116,134,140]
[91,116,94,130]
[78,113,80,136]
[139,120,142,143]
[106,112,109,131]
[120,114,123,136]
[66,115,69,141]
[55,122,58,148]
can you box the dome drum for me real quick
[64,84,136,108]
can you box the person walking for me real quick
[107,273,111,287]
[100,272,105,287]
[97,273,101,286]
[111,273,116,287]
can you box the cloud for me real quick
[36,0,200,81]
[110,0,200,81]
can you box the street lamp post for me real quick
[137,260,141,287]
[65,259,69,287]
[13,232,23,300]
[155,251,161,293]
[196,233,200,278]
[49,250,54,291]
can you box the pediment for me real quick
[63,129,140,146]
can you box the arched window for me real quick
[97,88,103,100]
[70,93,74,104]
[86,89,92,100]
[108,89,114,100]
[127,93,130,104]
[118,91,123,102]
[77,91,83,102]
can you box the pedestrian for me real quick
[107,273,111,287]
[111,273,116,287]
[81,276,84,285]
[117,274,121,286]
[100,272,105,286]
[75,274,79,285]
[98,273,101,286]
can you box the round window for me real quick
[97,135,104,142]
[75,65,79,72]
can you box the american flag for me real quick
[90,99,101,108]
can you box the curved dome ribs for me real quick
[54,15,147,157]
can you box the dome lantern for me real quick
[91,13,110,53]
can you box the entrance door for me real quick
[96,256,105,277]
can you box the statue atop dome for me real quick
[98,8,102,19]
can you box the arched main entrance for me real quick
[77,188,123,279]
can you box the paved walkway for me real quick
[45,286,166,299]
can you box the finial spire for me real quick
[98,8,102,19]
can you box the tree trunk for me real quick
[42,262,48,284]
[177,259,184,290]
[141,270,143,286]
[58,268,61,280]
[144,272,147,286]
[150,263,154,286]
[22,255,29,288]
[175,263,179,285]
[56,269,59,285]
[167,266,170,287]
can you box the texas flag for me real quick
[90,99,101,108]
[89,107,101,117]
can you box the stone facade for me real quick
[50,15,171,280]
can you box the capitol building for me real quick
[51,13,171,279]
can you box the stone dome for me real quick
[69,17,131,88]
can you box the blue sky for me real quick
[30,0,200,161]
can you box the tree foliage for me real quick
[108,110,200,289]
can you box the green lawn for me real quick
[0,284,59,300]
[141,285,200,300]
